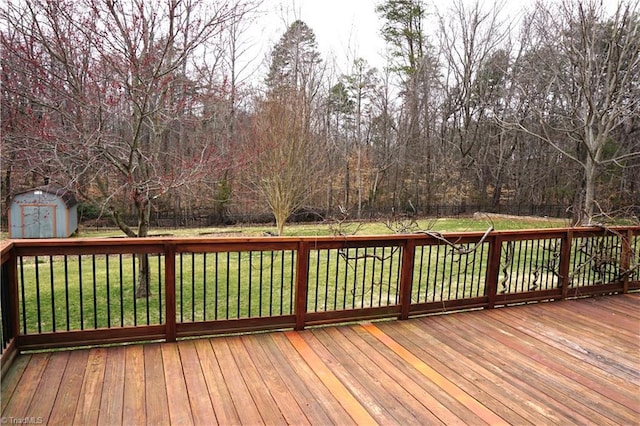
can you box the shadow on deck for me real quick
[2,294,639,425]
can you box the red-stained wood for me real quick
[433,313,629,425]
[477,309,640,421]
[1,295,638,425]
[210,337,264,425]
[122,345,146,425]
[398,240,416,320]
[269,333,356,425]
[97,345,125,426]
[295,242,310,330]
[422,315,601,425]
[164,242,177,342]
[335,326,456,425]
[48,350,89,425]
[74,348,107,425]
[1,352,30,413]
[161,343,194,425]
[500,303,639,374]
[386,320,548,424]
[588,294,640,319]
[284,330,377,425]
[310,327,426,425]
[144,344,170,425]
[176,340,216,425]
[226,336,288,424]
[25,352,68,423]
[362,322,509,426]
[239,334,312,425]
[257,333,335,424]
[192,338,241,425]
[367,322,530,425]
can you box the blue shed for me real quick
[9,185,78,238]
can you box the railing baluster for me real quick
[132,254,137,326]
[78,255,84,330]
[203,253,207,321]
[146,255,151,325]
[178,252,183,323]
[48,255,55,332]
[191,253,196,322]
[214,252,219,320]
[332,249,339,310]
[92,255,97,329]
[237,252,242,318]
[157,253,163,323]
[259,251,264,317]
[313,250,320,312]
[119,254,124,327]
[34,256,41,333]
[225,253,230,320]
[105,255,111,328]
[289,250,295,314]
[248,251,252,318]
[269,251,274,316]
[64,255,70,330]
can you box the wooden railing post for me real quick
[294,241,310,331]
[485,235,502,309]
[621,229,632,294]
[398,240,416,320]
[558,230,573,299]
[164,242,177,342]
[1,248,20,344]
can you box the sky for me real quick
[249,0,537,76]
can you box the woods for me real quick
[2,0,639,235]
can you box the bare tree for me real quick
[248,19,324,235]
[250,93,322,235]
[511,0,640,224]
[1,0,249,295]
[436,0,511,207]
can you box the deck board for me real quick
[211,337,265,425]
[1,354,30,413]
[144,344,171,425]
[74,348,107,425]
[177,340,217,425]
[49,350,88,425]
[122,345,146,425]
[192,339,240,425]
[2,294,639,425]
[238,335,311,425]
[97,345,125,426]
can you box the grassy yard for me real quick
[76,214,570,238]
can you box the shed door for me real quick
[21,205,55,238]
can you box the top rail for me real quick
[1,226,638,358]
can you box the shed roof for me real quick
[14,184,78,208]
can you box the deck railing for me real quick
[1,226,638,368]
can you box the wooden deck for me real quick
[2,294,639,425]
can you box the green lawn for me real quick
[76,215,569,238]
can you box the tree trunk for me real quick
[583,155,597,225]
[135,199,151,298]
[275,210,286,236]
[135,253,151,298]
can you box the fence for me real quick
[1,226,638,370]
[77,204,577,229]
